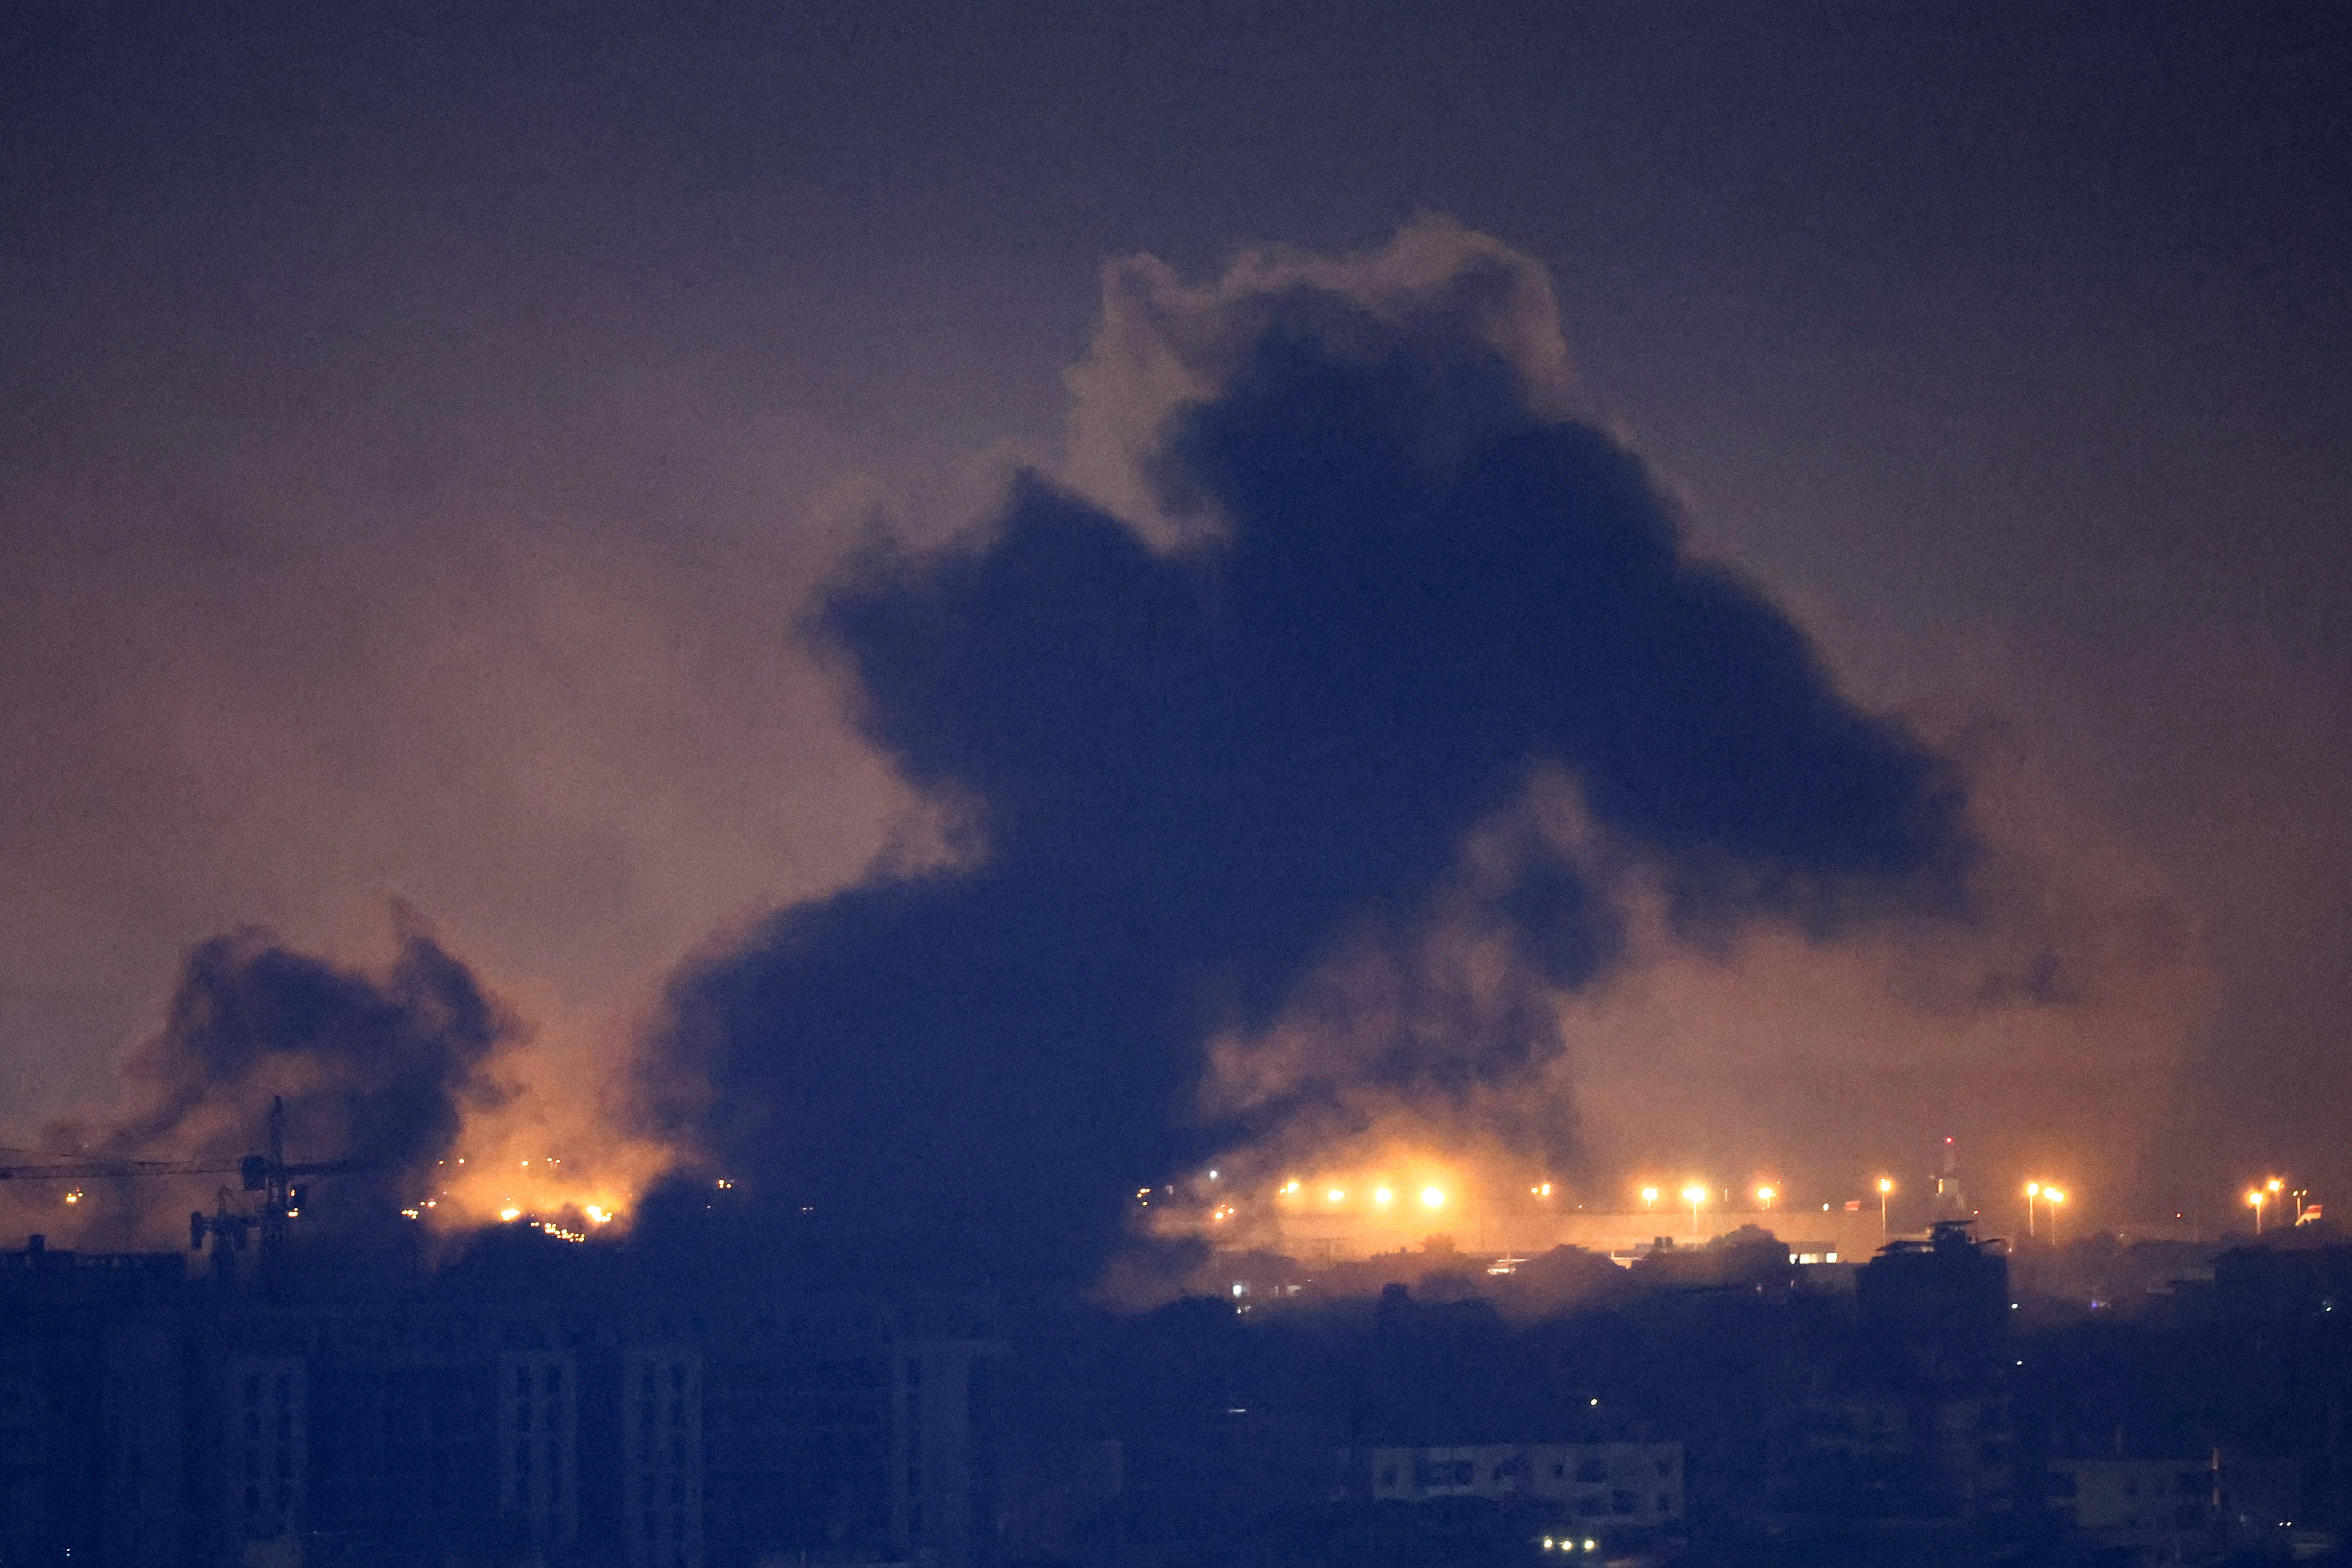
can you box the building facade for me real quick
[0,1233,1003,1568]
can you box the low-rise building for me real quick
[2047,1457,2215,1558]
[1367,1441,1683,1530]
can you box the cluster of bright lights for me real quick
[338,1195,611,1228]
[1641,1175,1900,1209]
[1266,1177,1443,1209]
[1540,1538,1599,1553]
[1631,1180,1784,1210]
[29,1141,643,1240]
[1170,1158,2350,1243]
[422,1145,657,1233]
[1261,1175,1458,1213]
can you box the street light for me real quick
[1755,1185,1777,1211]
[2249,1187,2268,1235]
[1877,1177,1894,1238]
[1682,1183,1707,1243]
[2025,1181,2041,1239]
[1640,1186,1660,1210]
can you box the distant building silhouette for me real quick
[0,1231,1003,1567]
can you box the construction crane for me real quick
[0,1155,241,1181]
[0,1097,370,1260]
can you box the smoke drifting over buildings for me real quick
[655,222,1976,1282]
[10,225,2215,1268]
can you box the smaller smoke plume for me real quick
[17,917,682,1248]
[21,923,503,1244]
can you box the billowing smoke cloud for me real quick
[655,220,1970,1283]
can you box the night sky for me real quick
[5,2,2348,1252]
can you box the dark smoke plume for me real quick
[41,924,509,1243]
[657,243,1967,1284]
